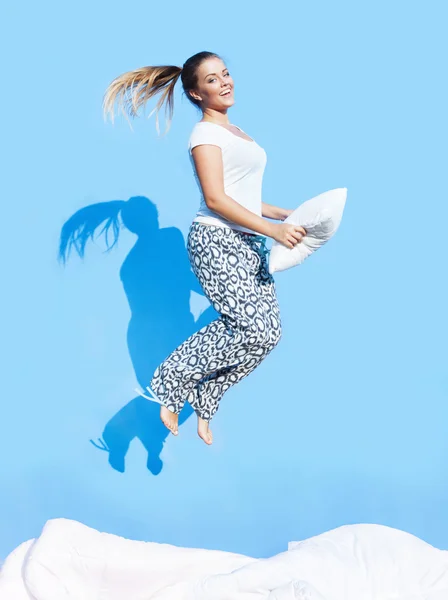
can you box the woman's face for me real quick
[190,57,235,110]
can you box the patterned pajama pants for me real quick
[149,222,282,422]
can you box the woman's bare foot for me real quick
[197,416,213,445]
[160,405,179,436]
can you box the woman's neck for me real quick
[201,110,230,126]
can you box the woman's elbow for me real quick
[204,195,221,210]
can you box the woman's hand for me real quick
[269,223,307,249]
[276,207,294,221]
[261,203,294,221]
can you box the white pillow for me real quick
[0,539,36,600]
[268,580,327,599]
[268,187,347,274]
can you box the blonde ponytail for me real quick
[103,65,182,136]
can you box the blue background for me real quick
[1,0,447,560]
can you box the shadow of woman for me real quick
[59,195,217,475]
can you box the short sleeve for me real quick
[188,123,230,154]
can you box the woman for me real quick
[103,51,306,446]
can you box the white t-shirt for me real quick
[187,121,267,234]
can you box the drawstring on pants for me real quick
[247,234,270,262]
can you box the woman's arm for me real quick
[262,202,293,221]
[191,145,304,247]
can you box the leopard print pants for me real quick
[149,222,282,422]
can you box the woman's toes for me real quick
[160,406,179,435]
[197,416,213,445]
[199,428,212,445]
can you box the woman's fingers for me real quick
[290,232,304,244]
[287,229,307,247]
[276,223,307,249]
[287,234,300,247]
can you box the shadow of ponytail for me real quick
[58,200,125,263]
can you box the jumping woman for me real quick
[103,51,306,446]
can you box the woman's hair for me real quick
[103,51,221,136]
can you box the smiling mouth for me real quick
[220,89,232,97]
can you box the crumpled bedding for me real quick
[1,518,448,599]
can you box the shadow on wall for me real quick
[59,195,217,476]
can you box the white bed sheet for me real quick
[1,519,448,600]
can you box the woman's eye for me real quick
[208,73,230,83]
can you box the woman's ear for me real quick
[189,90,202,103]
